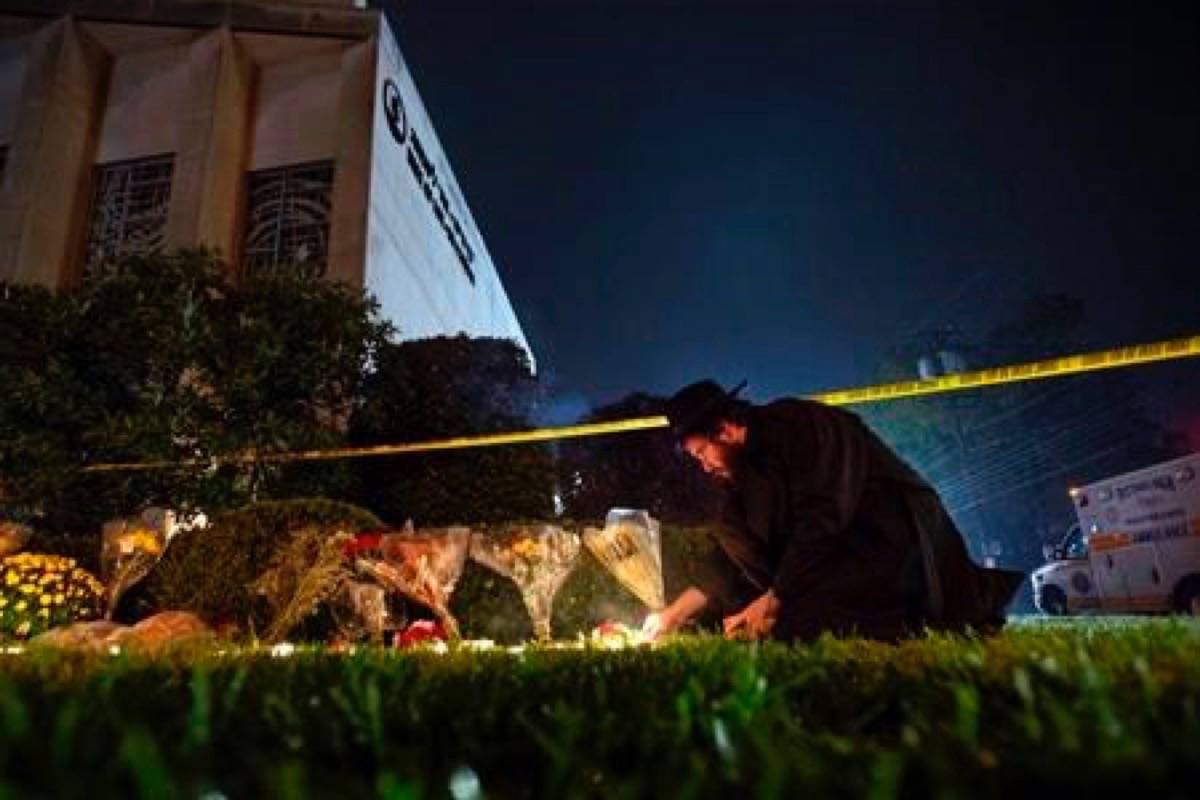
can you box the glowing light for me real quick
[448,766,482,800]
[460,639,495,651]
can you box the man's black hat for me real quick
[664,379,747,439]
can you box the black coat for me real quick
[703,398,1023,641]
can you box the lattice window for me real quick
[83,154,175,274]
[242,161,335,277]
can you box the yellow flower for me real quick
[0,597,7,608]
[54,593,65,604]
[120,529,163,556]
[37,608,49,618]
[19,584,36,594]
[15,600,27,612]
[4,572,17,587]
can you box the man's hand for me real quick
[723,590,779,640]
[642,586,709,640]
[640,610,671,640]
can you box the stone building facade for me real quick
[0,0,532,364]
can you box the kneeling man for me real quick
[647,380,1023,641]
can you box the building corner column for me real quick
[166,26,254,270]
[326,35,376,290]
[0,17,108,287]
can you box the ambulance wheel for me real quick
[1037,586,1069,616]
[1172,576,1200,616]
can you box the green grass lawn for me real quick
[1,617,1198,799]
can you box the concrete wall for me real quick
[325,36,374,287]
[0,37,28,147]
[95,44,188,163]
[0,19,109,286]
[0,15,370,282]
[251,49,341,170]
[365,18,533,367]
[164,27,254,257]
[1,2,376,40]
[244,35,371,283]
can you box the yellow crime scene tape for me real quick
[809,333,1200,405]
[83,333,1200,473]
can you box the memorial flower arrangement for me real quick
[350,524,472,640]
[582,509,665,611]
[0,553,104,639]
[469,525,582,640]
[101,514,173,618]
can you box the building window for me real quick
[0,145,8,187]
[84,154,175,274]
[242,160,335,277]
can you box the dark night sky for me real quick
[387,1,1199,432]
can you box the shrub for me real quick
[141,498,381,635]
[0,250,392,534]
[351,336,556,526]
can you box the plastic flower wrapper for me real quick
[351,522,471,640]
[583,508,665,611]
[0,521,31,559]
[100,510,172,619]
[330,579,390,644]
[470,525,582,641]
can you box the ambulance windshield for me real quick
[1062,526,1088,560]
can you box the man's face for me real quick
[682,428,740,481]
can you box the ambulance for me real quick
[1031,452,1200,615]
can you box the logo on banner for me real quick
[383,79,408,145]
[380,77,476,284]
